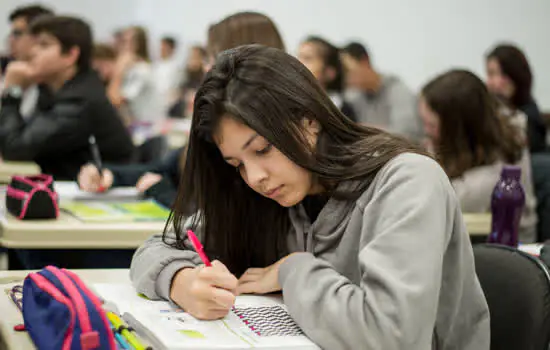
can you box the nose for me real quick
[243,161,268,190]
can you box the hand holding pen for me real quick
[78,135,113,192]
[77,163,114,193]
[168,230,239,320]
[87,135,108,193]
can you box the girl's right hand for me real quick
[170,261,239,320]
[77,164,114,192]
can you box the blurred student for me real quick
[2,4,53,118]
[111,29,124,54]
[0,16,134,180]
[486,44,547,153]
[154,36,182,113]
[79,11,286,206]
[92,43,116,85]
[420,69,537,242]
[108,26,163,125]
[206,11,285,62]
[298,36,355,121]
[7,5,52,62]
[168,45,206,117]
[184,45,206,83]
[341,42,422,140]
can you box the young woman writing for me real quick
[130,46,489,350]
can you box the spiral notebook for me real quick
[93,284,319,350]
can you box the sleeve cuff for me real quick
[144,178,174,198]
[278,252,315,287]
[155,260,197,301]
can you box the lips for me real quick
[264,185,283,198]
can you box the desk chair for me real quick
[532,153,550,241]
[473,244,550,350]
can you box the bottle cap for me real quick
[501,165,521,181]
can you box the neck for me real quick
[46,66,78,92]
[308,181,327,196]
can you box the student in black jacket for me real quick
[78,147,184,208]
[0,16,134,180]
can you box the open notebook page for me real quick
[93,284,319,350]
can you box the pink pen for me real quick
[187,230,212,267]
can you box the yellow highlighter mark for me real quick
[178,329,206,339]
[137,293,150,300]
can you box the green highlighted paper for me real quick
[62,200,170,222]
[178,330,206,339]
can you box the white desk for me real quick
[0,210,165,249]
[0,269,130,350]
[0,184,165,249]
[463,213,491,236]
[0,162,40,184]
[0,208,490,249]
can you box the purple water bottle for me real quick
[487,166,525,247]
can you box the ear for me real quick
[301,118,321,148]
[301,117,321,133]
[64,46,81,67]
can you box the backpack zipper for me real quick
[7,187,28,199]
[62,269,117,350]
[46,266,100,350]
[28,273,75,350]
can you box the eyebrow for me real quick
[223,133,259,161]
[242,133,258,150]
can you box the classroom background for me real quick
[2,1,550,349]
[1,0,549,108]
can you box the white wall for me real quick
[2,0,550,108]
[0,0,137,43]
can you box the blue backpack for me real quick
[22,266,116,350]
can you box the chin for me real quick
[274,193,304,208]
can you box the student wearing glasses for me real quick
[2,5,53,119]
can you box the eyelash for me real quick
[256,144,273,155]
[233,144,273,170]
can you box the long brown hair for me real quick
[301,36,345,93]
[166,45,422,276]
[207,12,285,57]
[422,69,523,179]
[487,44,533,108]
[128,26,150,62]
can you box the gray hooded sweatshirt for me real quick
[345,75,423,141]
[130,153,490,350]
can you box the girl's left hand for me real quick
[237,254,296,295]
[136,172,163,193]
